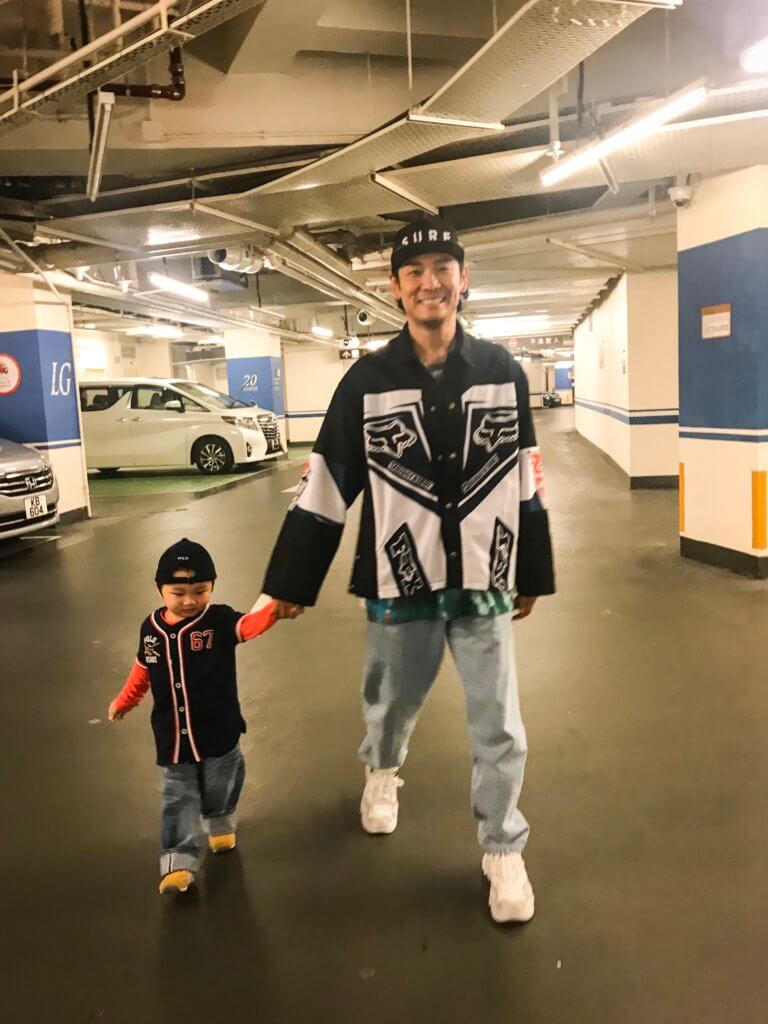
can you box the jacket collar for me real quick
[389,320,476,368]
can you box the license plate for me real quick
[24,494,48,520]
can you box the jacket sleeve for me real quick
[515,366,555,596]
[263,370,366,606]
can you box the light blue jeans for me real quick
[159,744,245,877]
[358,614,529,853]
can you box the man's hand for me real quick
[108,700,126,722]
[512,595,537,621]
[274,599,304,620]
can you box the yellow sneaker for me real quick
[208,832,237,854]
[158,869,194,895]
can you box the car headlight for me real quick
[222,415,258,428]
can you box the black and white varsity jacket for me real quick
[264,325,555,606]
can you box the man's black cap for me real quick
[155,538,217,586]
[390,216,464,276]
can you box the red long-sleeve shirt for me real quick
[112,600,278,716]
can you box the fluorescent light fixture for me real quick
[741,37,768,74]
[311,325,334,338]
[204,335,224,345]
[147,228,202,246]
[365,339,388,351]
[148,272,209,304]
[540,80,708,187]
[127,324,184,340]
[86,91,115,202]
[473,316,553,339]
[82,322,96,329]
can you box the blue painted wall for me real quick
[678,227,768,430]
[226,356,285,415]
[0,329,80,446]
[555,365,574,390]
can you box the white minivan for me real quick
[79,378,284,475]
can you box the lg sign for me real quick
[51,361,72,397]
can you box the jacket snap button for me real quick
[181,728,188,735]
[170,633,176,639]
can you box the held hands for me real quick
[512,595,537,621]
[273,599,304,620]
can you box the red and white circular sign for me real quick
[0,354,22,396]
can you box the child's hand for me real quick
[274,599,304,620]
[108,700,126,722]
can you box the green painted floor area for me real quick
[87,468,262,496]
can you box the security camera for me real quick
[668,185,693,209]
[356,309,372,326]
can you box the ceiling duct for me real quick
[0,0,267,137]
[208,246,265,274]
[249,0,657,197]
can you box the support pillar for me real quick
[677,166,768,577]
[223,327,285,439]
[0,275,89,519]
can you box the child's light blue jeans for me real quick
[358,614,530,853]
[159,744,245,877]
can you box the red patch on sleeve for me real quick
[531,450,547,502]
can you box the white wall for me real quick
[521,359,545,408]
[626,270,679,479]
[678,165,768,252]
[574,275,632,474]
[283,344,351,443]
[574,272,679,482]
[73,330,172,380]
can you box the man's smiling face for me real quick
[390,252,469,330]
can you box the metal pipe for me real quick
[105,46,185,99]
[276,234,401,320]
[264,250,401,328]
[405,0,413,92]
[271,240,400,320]
[44,0,65,40]
[0,1,171,105]
[0,226,64,299]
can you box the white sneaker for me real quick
[360,766,403,834]
[482,852,535,923]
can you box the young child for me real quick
[108,537,294,896]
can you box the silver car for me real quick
[0,438,60,540]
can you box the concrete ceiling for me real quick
[0,0,767,349]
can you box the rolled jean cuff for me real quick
[481,839,528,855]
[204,812,237,837]
[160,850,199,877]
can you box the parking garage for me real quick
[1,2,767,1022]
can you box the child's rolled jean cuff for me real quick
[160,850,199,877]
[204,812,237,837]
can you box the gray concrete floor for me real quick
[2,408,766,1024]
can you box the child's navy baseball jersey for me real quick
[113,602,277,765]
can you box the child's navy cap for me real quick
[155,538,216,585]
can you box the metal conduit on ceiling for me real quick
[0,0,268,135]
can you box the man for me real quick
[263,216,554,923]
